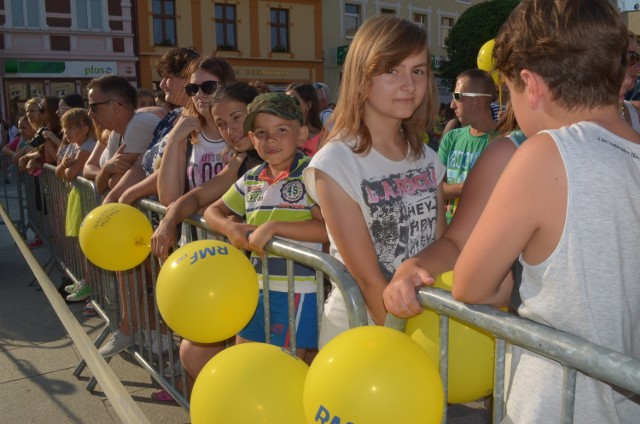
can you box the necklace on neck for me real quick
[620,101,627,120]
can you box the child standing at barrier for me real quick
[205,92,327,357]
[55,108,97,182]
[148,82,263,403]
[303,15,445,346]
[55,108,97,302]
[452,0,640,422]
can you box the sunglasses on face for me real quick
[88,100,112,113]
[628,51,640,67]
[184,80,222,96]
[452,92,493,102]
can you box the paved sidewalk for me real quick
[0,181,189,424]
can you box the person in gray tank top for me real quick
[452,1,640,423]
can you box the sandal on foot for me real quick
[151,389,175,402]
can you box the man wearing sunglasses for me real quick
[87,75,160,200]
[438,68,497,224]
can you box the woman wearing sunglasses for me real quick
[156,55,236,207]
[114,47,201,204]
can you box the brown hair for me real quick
[286,83,323,133]
[183,56,237,127]
[61,108,97,144]
[324,15,437,159]
[456,68,497,102]
[492,102,519,138]
[41,96,62,137]
[155,47,200,78]
[494,0,626,110]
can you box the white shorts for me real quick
[318,284,374,348]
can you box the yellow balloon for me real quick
[477,39,495,72]
[155,240,259,343]
[78,203,152,271]
[405,271,495,404]
[191,343,308,424]
[477,38,500,85]
[304,326,444,424]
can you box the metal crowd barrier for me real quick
[385,288,640,424]
[12,164,640,423]
[17,164,368,417]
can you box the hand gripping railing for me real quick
[385,287,640,424]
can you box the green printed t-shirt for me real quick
[437,126,491,223]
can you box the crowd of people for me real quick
[1,0,639,421]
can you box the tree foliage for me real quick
[439,0,520,89]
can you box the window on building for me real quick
[152,0,176,46]
[345,3,361,38]
[270,8,289,53]
[215,3,237,51]
[380,8,396,15]
[77,0,103,30]
[413,13,427,31]
[440,16,455,48]
[11,0,40,28]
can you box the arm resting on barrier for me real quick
[314,169,390,325]
[248,205,328,256]
[64,149,91,181]
[150,154,247,261]
[205,199,256,252]
[384,139,518,317]
[119,171,159,205]
[453,134,564,307]
[157,115,192,206]
[83,141,106,180]
[101,161,145,204]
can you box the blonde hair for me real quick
[24,98,44,130]
[61,108,96,142]
[324,15,438,159]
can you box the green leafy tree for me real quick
[439,0,520,89]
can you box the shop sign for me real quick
[4,60,116,77]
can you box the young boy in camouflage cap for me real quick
[204,92,328,359]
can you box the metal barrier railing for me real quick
[385,288,640,424]
[11,164,640,423]
[18,164,368,416]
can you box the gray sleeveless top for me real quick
[505,121,640,423]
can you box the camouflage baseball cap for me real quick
[243,92,303,134]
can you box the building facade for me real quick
[0,0,475,121]
[0,0,137,121]
[322,0,475,104]
[135,0,324,94]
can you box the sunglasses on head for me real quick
[184,80,222,96]
[628,51,640,67]
[452,92,492,102]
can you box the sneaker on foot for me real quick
[82,301,97,317]
[64,283,78,294]
[66,284,91,302]
[98,330,132,358]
